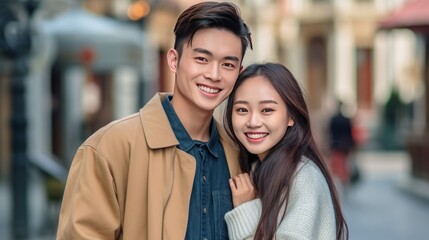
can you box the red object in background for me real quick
[379,0,429,33]
[352,124,367,146]
[330,151,350,185]
[79,46,96,65]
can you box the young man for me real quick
[56,2,252,239]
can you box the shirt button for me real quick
[202,176,207,182]
[203,238,208,240]
[203,208,207,214]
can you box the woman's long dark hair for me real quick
[224,63,348,240]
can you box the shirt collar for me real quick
[162,96,219,158]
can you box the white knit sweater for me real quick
[224,159,336,240]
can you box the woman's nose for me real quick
[246,113,262,128]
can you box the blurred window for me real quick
[356,48,373,109]
[307,36,327,109]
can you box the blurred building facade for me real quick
[378,0,429,182]
[144,0,425,154]
[1,0,159,179]
[0,0,427,201]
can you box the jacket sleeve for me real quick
[276,162,336,240]
[57,145,121,239]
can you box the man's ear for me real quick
[239,65,244,73]
[287,118,295,127]
[167,48,179,73]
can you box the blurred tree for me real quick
[381,88,405,150]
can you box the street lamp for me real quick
[0,0,38,238]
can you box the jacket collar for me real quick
[139,92,239,175]
[161,95,219,158]
[139,93,179,149]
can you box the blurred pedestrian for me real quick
[223,63,348,240]
[328,100,357,188]
[56,2,252,239]
[381,88,405,150]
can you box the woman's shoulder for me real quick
[297,157,323,175]
[294,157,330,193]
[279,157,337,239]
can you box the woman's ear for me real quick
[287,118,295,127]
[167,48,179,73]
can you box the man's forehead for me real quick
[185,30,242,58]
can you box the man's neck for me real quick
[171,99,213,142]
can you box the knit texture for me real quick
[224,159,336,240]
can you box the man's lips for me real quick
[198,84,221,94]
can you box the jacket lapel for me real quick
[140,93,179,149]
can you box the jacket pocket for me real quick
[212,190,233,240]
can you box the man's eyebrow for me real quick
[194,48,212,56]
[193,48,240,62]
[225,56,240,62]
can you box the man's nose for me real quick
[204,64,221,81]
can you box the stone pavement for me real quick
[342,151,429,240]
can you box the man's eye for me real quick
[195,57,207,62]
[223,62,235,68]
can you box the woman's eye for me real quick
[236,108,247,113]
[262,108,274,113]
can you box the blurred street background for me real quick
[1,0,429,239]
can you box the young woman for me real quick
[224,63,348,240]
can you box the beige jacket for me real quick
[57,93,239,239]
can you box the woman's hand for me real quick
[229,173,256,208]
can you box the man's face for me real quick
[168,28,243,113]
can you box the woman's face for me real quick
[232,76,294,160]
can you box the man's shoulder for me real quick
[83,92,171,148]
[83,112,143,148]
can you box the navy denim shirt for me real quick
[162,96,232,240]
